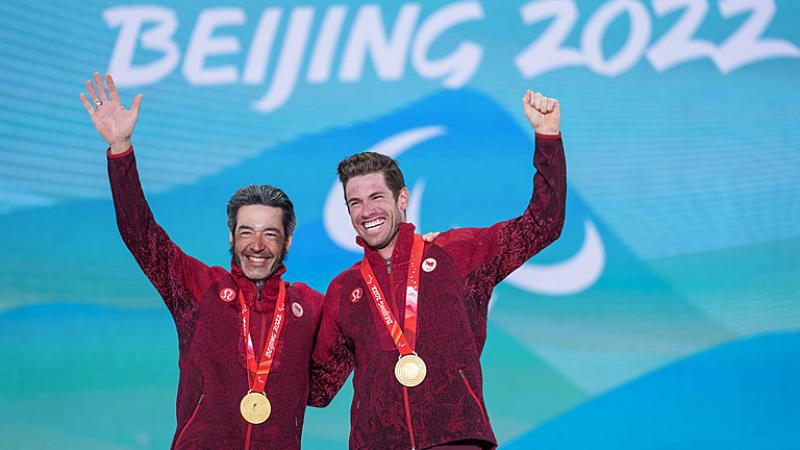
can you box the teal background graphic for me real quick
[1,0,798,448]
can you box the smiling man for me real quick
[231,197,291,280]
[81,72,323,449]
[309,90,567,449]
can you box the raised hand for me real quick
[522,90,560,136]
[80,72,143,154]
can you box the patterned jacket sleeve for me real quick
[432,134,567,308]
[107,147,208,317]
[308,279,356,407]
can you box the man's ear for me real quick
[398,186,410,219]
[229,230,234,246]
[285,234,293,252]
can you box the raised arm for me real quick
[81,73,205,314]
[433,89,567,290]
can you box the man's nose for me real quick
[363,200,379,218]
[251,235,266,251]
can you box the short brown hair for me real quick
[337,152,405,199]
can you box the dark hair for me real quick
[337,152,405,199]
[226,185,296,237]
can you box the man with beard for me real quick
[309,89,567,449]
[80,72,322,449]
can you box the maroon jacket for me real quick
[309,135,566,449]
[108,148,323,450]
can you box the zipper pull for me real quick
[256,280,264,301]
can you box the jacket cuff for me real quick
[107,145,133,159]
[535,132,561,140]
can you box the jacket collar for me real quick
[356,222,416,274]
[231,259,286,311]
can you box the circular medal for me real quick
[240,391,272,424]
[395,353,427,387]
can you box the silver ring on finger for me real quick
[95,100,102,106]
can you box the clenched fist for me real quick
[522,90,560,136]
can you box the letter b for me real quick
[103,6,180,86]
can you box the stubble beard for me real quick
[231,241,287,281]
[370,220,400,251]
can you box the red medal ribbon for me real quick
[238,281,287,393]
[360,234,425,354]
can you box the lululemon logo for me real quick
[219,288,236,303]
[351,288,363,303]
[291,302,304,318]
[422,258,437,273]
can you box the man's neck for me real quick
[376,228,400,260]
[377,244,394,260]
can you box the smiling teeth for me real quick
[364,219,385,229]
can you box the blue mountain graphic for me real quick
[505,332,800,450]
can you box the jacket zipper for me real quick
[174,393,204,448]
[244,423,253,450]
[390,261,416,450]
[242,312,266,450]
[459,369,488,424]
[244,284,265,450]
[403,387,416,450]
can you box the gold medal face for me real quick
[395,353,427,387]
[240,392,272,424]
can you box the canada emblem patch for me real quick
[422,258,437,273]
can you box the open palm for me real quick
[80,72,142,152]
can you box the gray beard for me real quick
[230,243,287,281]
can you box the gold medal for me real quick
[240,391,271,424]
[395,353,427,387]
